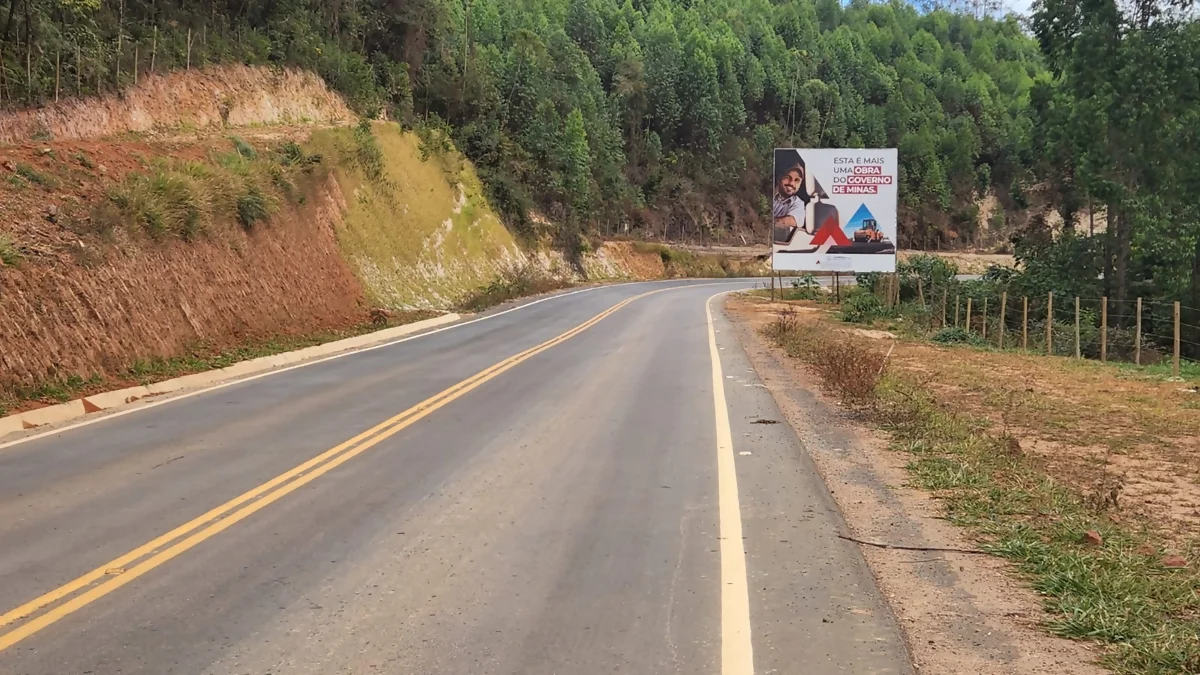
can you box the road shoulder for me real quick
[711,294,913,675]
[723,295,1106,675]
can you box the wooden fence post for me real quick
[1100,297,1108,363]
[187,28,193,70]
[1135,297,1143,366]
[955,294,960,328]
[918,277,925,308]
[1046,292,1054,355]
[982,297,989,341]
[1023,296,1029,350]
[1080,294,1089,357]
[966,298,973,335]
[941,288,948,327]
[1175,301,1182,379]
[151,26,157,73]
[999,291,1007,348]
[55,50,60,103]
[75,43,81,94]
[770,270,776,301]
[133,44,139,85]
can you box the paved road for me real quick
[0,280,910,675]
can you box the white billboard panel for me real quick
[771,148,898,273]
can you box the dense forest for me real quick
[0,0,1197,335]
[0,0,1046,247]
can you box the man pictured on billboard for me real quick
[771,148,898,273]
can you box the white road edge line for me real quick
[706,290,755,675]
[0,281,687,452]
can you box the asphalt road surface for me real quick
[0,280,911,675]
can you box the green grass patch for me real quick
[0,234,20,266]
[876,377,1200,673]
[0,373,105,417]
[93,139,303,241]
[306,122,520,309]
[14,163,58,189]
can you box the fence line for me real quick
[903,282,1198,378]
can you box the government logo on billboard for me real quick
[771,148,898,273]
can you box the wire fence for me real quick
[906,287,1199,378]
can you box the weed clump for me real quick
[766,308,885,403]
[14,163,58,189]
[236,186,270,230]
[0,234,21,266]
[459,264,569,312]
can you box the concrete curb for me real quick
[0,313,460,438]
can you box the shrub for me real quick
[459,264,569,312]
[898,253,959,302]
[276,141,322,169]
[841,290,892,324]
[932,326,983,345]
[814,340,886,403]
[236,186,271,230]
[230,136,258,160]
[353,119,387,184]
[764,307,885,403]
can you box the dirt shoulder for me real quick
[725,294,1109,675]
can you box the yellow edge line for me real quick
[0,289,655,652]
[707,292,755,675]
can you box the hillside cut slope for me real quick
[0,66,679,406]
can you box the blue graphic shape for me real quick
[843,203,878,236]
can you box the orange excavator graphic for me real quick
[853,218,886,243]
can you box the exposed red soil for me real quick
[0,171,368,389]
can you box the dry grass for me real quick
[305,122,522,309]
[737,293,1200,674]
[899,250,1015,274]
[751,293,1200,545]
[766,307,886,402]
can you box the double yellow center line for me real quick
[0,288,658,652]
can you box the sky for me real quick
[1006,0,1034,15]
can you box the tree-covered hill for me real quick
[1,0,1046,247]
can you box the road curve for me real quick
[0,280,910,675]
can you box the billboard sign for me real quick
[771,148,898,273]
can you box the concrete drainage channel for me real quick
[0,313,461,443]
